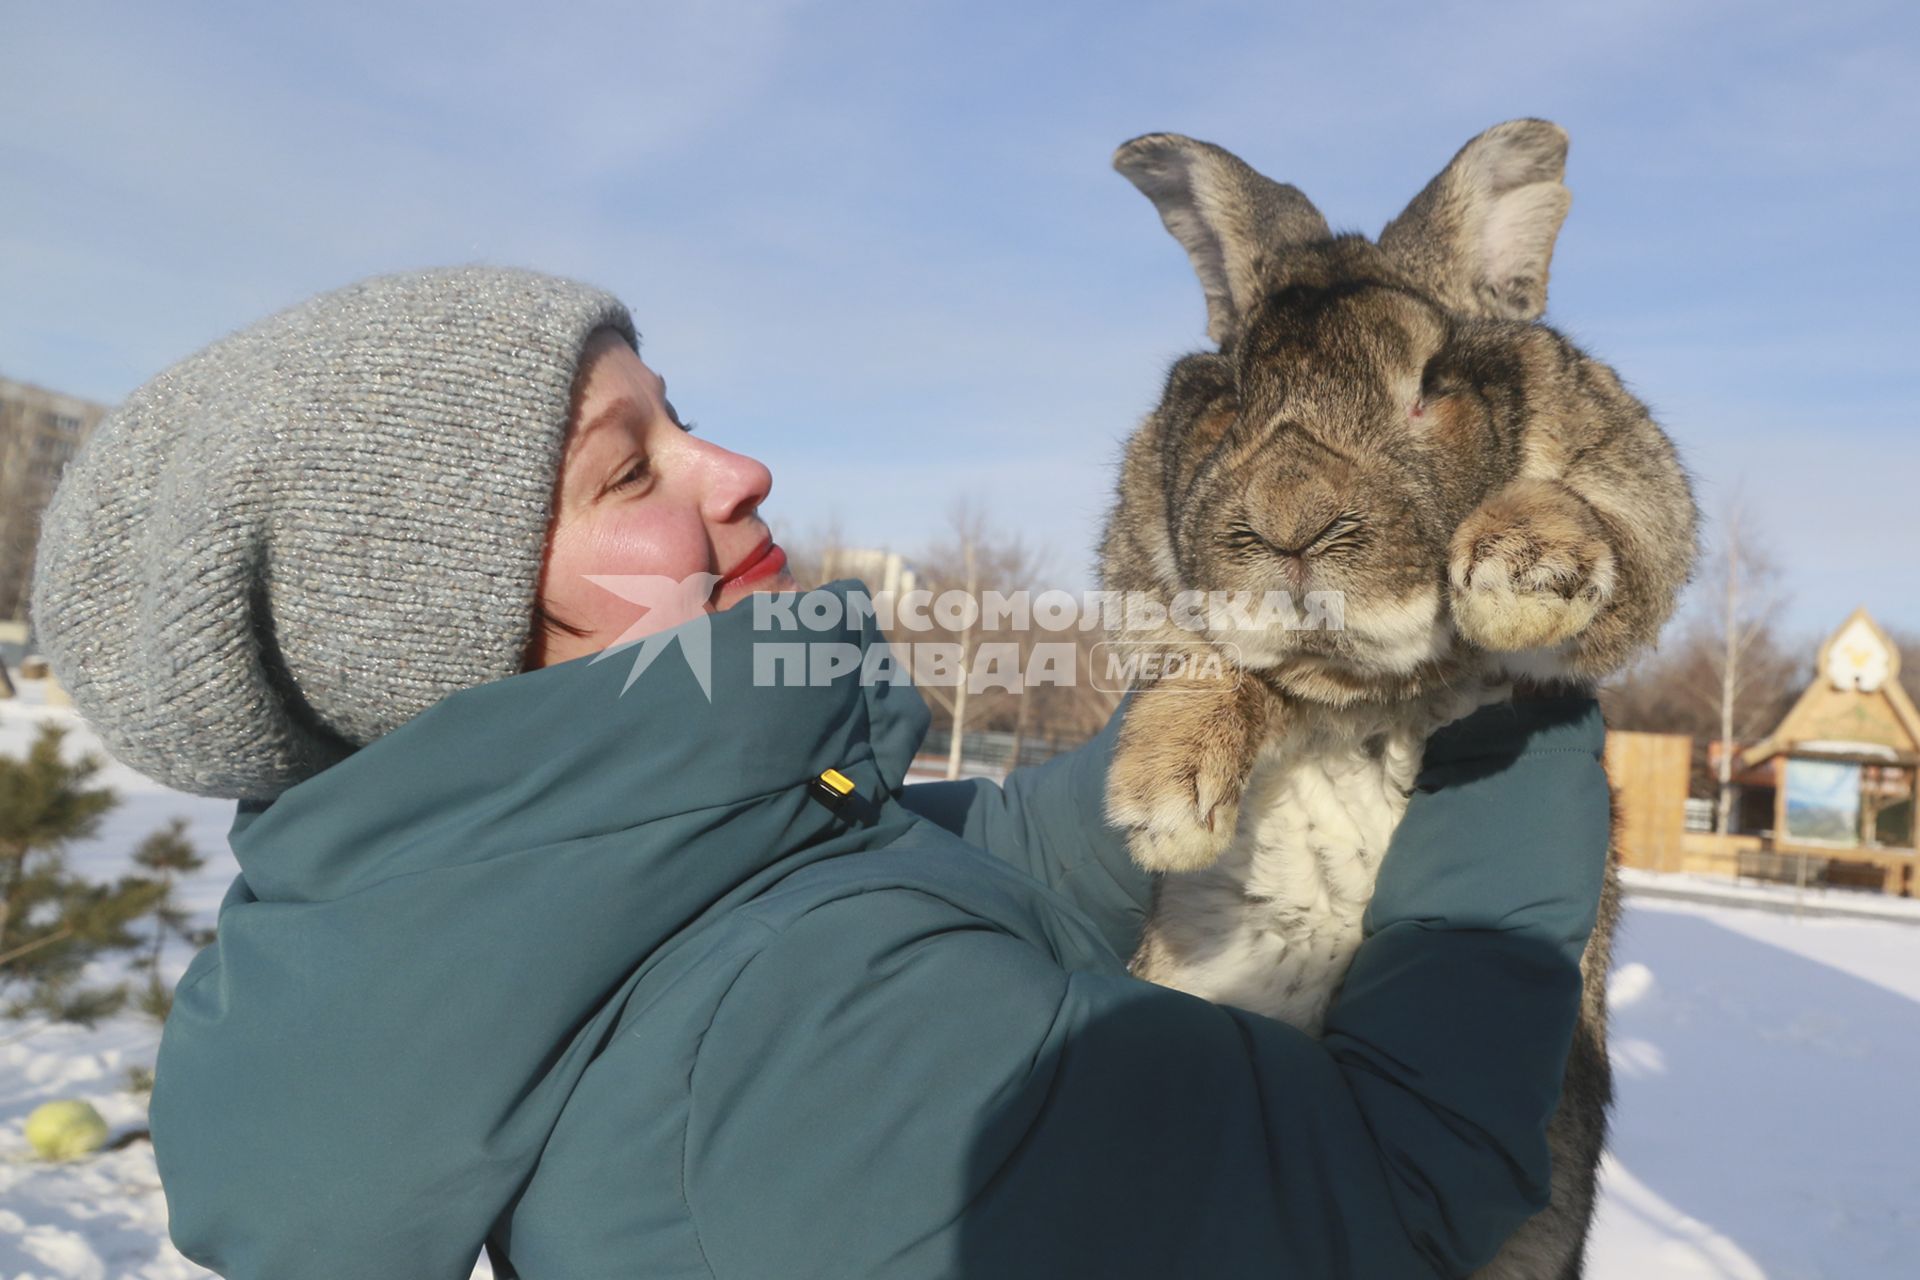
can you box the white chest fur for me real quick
[1134,690,1493,1034]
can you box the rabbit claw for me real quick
[1105,671,1261,874]
[1114,778,1241,874]
[1450,480,1616,654]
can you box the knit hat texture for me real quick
[28,265,637,801]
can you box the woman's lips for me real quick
[717,540,786,592]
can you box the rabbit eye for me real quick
[1419,359,1459,397]
[1412,363,1462,423]
[1420,353,1459,393]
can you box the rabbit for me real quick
[1096,120,1698,1279]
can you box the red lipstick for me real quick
[717,538,786,592]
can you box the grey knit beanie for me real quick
[28,265,636,801]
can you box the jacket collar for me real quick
[227,578,931,905]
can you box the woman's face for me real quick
[523,328,795,670]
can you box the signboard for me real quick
[1783,759,1861,845]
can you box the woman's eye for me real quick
[610,457,650,492]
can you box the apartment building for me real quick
[0,375,108,627]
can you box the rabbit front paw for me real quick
[1449,479,1617,654]
[1105,672,1263,874]
[1109,744,1244,874]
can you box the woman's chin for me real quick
[713,567,798,613]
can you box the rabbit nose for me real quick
[1267,522,1340,592]
[1269,481,1347,550]
[1269,513,1344,558]
[1260,482,1356,588]
[1272,550,1310,591]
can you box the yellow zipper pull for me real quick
[809,767,858,812]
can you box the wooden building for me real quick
[1607,609,1919,896]
[1605,729,1694,874]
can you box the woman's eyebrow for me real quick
[574,396,641,446]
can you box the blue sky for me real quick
[4,0,1915,644]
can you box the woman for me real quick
[30,267,1610,1279]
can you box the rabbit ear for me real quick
[1379,119,1571,321]
[1114,134,1331,344]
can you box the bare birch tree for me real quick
[911,502,1047,779]
[1603,496,1802,810]
[1705,502,1791,831]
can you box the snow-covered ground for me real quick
[3,678,1917,1277]
[1620,865,1920,923]
[1588,897,1920,1278]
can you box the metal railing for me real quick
[918,727,1081,770]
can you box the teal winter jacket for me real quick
[150,580,1611,1279]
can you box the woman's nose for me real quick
[697,441,774,524]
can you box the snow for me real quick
[1588,898,1920,1278]
[1619,866,1920,924]
[4,680,1919,1277]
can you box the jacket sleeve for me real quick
[683,698,1609,1279]
[896,694,1151,960]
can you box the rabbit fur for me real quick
[1098,119,1698,1279]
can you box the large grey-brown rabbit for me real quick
[1097,120,1699,1279]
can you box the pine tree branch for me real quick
[0,925,74,968]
